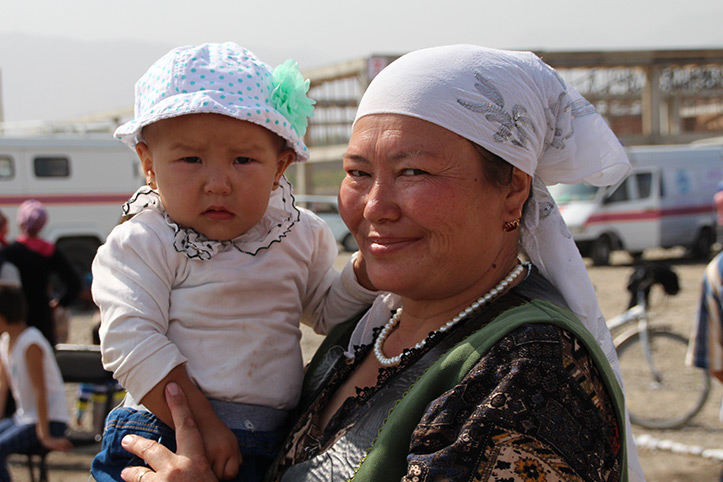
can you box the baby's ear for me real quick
[275,149,296,180]
[136,142,151,164]
[136,143,156,188]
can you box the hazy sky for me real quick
[1,0,722,123]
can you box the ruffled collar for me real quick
[122,177,300,260]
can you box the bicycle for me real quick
[607,262,711,429]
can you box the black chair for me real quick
[23,444,49,482]
[54,344,119,419]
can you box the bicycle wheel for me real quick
[616,329,711,429]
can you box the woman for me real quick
[118,45,644,482]
[1,200,81,345]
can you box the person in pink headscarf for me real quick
[0,200,80,345]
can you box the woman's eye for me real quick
[400,168,428,176]
[347,169,369,178]
[234,157,252,164]
[181,156,201,164]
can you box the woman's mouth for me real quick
[365,235,417,254]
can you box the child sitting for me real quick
[90,42,377,482]
[0,283,72,480]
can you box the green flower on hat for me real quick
[271,59,315,136]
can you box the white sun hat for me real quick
[115,42,315,161]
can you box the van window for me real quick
[548,183,598,203]
[34,156,70,178]
[606,178,630,203]
[0,157,13,180]
[635,172,653,199]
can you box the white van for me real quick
[294,194,358,252]
[0,135,143,278]
[550,145,723,265]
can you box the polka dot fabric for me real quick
[114,42,310,162]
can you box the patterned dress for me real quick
[268,271,623,482]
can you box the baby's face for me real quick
[137,114,295,241]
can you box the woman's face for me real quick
[339,114,529,303]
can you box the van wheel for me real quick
[591,236,612,266]
[690,227,714,260]
[341,233,358,252]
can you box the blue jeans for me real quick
[91,407,287,482]
[0,418,67,482]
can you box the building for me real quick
[295,48,723,194]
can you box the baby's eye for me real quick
[400,168,428,176]
[234,157,253,164]
[181,156,201,164]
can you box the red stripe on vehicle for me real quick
[0,193,132,206]
[586,204,714,225]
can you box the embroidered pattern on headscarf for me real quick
[522,178,573,247]
[458,68,598,155]
[457,73,536,149]
[543,93,597,153]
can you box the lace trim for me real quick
[321,319,462,443]
[277,293,526,469]
[121,177,300,260]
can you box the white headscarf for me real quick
[354,44,644,482]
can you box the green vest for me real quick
[299,298,628,482]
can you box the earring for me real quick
[503,218,520,232]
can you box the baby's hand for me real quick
[197,413,241,481]
[353,251,377,291]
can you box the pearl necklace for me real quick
[373,262,529,367]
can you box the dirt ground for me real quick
[12,248,723,481]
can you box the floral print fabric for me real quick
[271,279,622,482]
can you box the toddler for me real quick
[90,43,377,482]
[0,283,72,481]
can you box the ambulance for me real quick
[550,144,723,265]
[0,134,143,280]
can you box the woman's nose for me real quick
[363,179,400,222]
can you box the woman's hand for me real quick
[120,383,218,482]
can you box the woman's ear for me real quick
[273,149,296,189]
[136,143,157,189]
[505,168,532,219]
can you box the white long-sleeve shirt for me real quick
[92,192,376,411]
